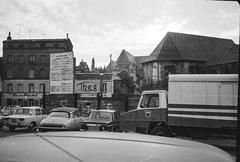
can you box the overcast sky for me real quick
[0,0,239,67]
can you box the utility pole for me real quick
[42,84,46,109]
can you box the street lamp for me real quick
[97,73,104,110]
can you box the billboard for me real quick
[50,52,74,94]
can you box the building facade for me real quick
[141,32,239,90]
[1,32,73,106]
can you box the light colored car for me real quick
[1,105,19,116]
[4,106,47,132]
[39,107,83,131]
[0,131,235,162]
[82,109,120,131]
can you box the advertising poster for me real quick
[50,52,74,94]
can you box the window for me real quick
[6,70,13,78]
[40,55,46,63]
[35,109,41,115]
[102,83,107,92]
[7,99,12,106]
[18,99,23,106]
[140,94,159,108]
[40,68,46,78]
[39,83,45,93]
[29,55,35,64]
[7,84,13,93]
[29,99,34,106]
[53,43,59,48]
[17,83,24,92]
[29,84,34,93]
[18,69,24,78]
[7,55,14,63]
[28,70,35,78]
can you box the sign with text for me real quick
[75,80,100,94]
[50,52,74,94]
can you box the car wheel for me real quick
[29,122,36,132]
[149,125,171,137]
[9,126,16,132]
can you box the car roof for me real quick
[91,109,117,113]
[50,107,79,113]
[16,106,43,110]
[0,132,234,162]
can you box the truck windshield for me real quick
[140,94,159,108]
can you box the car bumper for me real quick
[38,126,69,131]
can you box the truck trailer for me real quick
[119,74,238,138]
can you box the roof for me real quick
[3,38,70,43]
[17,106,43,110]
[0,132,233,162]
[145,32,238,66]
[50,107,78,112]
[75,73,112,80]
[91,109,117,113]
[116,49,137,65]
[169,74,238,82]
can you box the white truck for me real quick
[120,74,238,138]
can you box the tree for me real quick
[117,71,135,94]
[76,59,90,73]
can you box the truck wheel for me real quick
[29,122,36,132]
[150,126,171,137]
[9,126,16,132]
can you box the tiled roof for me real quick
[75,73,112,80]
[146,32,238,65]
[116,49,137,65]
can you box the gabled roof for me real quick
[147,32,238,65]
[116,49,137,65]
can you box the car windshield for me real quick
[49,111,70,118]
[89,111,112,121]
[14,108,33,115]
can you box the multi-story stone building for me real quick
[1,32,73,107]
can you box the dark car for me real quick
[0,131,234,162]
[81,109,120,132]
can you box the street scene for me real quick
[0,0,239,162]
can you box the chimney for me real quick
[7,32,12,40]
[66,33,69,39]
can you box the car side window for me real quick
[41,109,47,115]
[72,111,78,118]
[36,109,41,115]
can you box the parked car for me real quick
[81,109,120,131]
[1,105,19,116]
[39,107,83,131]
[4,106,47,132]
[0,131,235,162]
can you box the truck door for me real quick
[135,93,167,133]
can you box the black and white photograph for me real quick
[0,0,239,161]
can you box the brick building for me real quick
[1,32,73,106]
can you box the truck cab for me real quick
[120,90,174,136]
